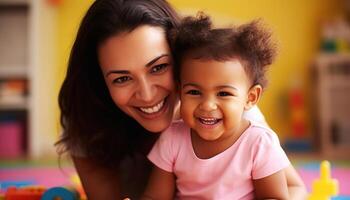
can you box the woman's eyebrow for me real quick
[145,54,169,67]
[105,54,169,77]
[106,70,129,77]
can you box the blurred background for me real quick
[0,0,349,197]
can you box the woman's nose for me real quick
[135,77,156,102]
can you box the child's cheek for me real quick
[180,100,195,126]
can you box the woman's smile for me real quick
[135,95,170,120]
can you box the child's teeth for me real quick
[200,117,218,125]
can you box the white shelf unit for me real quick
[0,0,58,158]
[315,53,350,159]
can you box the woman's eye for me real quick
[186,90,201,95]
[217,91,233,97]
[113,76,131,84]
[151,64,169,74]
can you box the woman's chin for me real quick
[137,114,173,133]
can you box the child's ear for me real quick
[244,84,262,110]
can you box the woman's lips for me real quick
[135,96,169,119]
[139,100,164,114]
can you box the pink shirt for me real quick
[148,120,290,200]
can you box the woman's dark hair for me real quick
[57,0,180,167]
[169,13,277,89]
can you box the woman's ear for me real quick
[244,84,262,110]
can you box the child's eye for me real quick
[186,90,201,95]
[217,91,233,97]
[150,63,169,74]
[113,76,132,84]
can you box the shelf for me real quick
[0,66,28,78]
[0,97,27,110]
[317,52,350,61]
[314,53,350,159]
[0,0,29,6]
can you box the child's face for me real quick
[180,58,254,141]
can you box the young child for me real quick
[142,14,290,200]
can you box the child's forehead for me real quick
[181,58,246,75]
[181,47,240,61]
[181,56,243,66]
[180,58,251,88]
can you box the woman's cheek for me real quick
[109,87,132,107]
[162,69,175,91]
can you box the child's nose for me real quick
[199,98,218,111]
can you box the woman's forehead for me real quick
[98,25,171,70]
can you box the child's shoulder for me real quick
[245,120,280,145]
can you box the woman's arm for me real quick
[253,170,289,200]
[142,166,176,200]
[72,156,121,200]
[285,165,307,200]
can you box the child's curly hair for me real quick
[168,12,277,89]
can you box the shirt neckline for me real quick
[186,120,255,162]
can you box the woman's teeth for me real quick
[139,100,164,114]
[198,117,220,125]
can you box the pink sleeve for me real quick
[251,131,290,180]
[147,125,178,173]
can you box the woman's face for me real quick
[98,25,176,132]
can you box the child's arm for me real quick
[253,169,289,200]
[141,165,176,200]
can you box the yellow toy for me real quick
[308,160,339,200]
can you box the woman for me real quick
[57,0,306,199]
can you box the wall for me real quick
[56,0,94,90]
[28,0,59,157]
[56,0,344,141]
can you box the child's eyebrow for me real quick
[182,83,199,88]
[216,85,238,90]
[182,84,237,91]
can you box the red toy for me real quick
[4,186,46,200]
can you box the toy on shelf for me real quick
[308,160,339,200]
[284,76,312,152]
